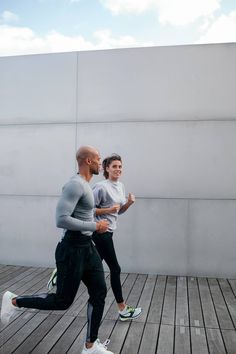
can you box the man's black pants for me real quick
[16,232,107,343]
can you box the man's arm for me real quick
[56,180,96,232]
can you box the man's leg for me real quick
[15,240,81,310]
[82,244,107,345]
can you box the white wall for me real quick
[0,44,236,277]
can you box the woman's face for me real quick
[106,159,122,181]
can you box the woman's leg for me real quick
[93,232,124,305]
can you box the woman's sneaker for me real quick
[82,339,114,353]
[1,291,20,325]
[119,305,142,321]
[47,268,57,291]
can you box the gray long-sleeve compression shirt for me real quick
[56,174,97,236]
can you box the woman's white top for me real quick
[92,179,126,231]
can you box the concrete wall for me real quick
[0,43,236,277]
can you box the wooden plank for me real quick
[13,314,61,354]
[121,321,145,354]
[104,321,130,354]
[208,278,234,330]
[0,265,10,274]
[50,316,88,354]
[187,277,204,327]
[156,324,174,353]
[175,326,191,354]
[218,278,236,327]
[206,328,226,354]
[147,275,166,324]
[5,267,47,295]
[62,317,88,354]
[0,267,34,291]
[0,266,25,281]
[124,274,147,309]
[0,265,20,282]
[228,279,236,297]
[0,265,235,354]
[137,274,156,323]
[161,276,176,325]
[96,318,116,346]
[175,277,189,327]
[190,327,208,354]
[198,277,219,328]
[221,329,236,354]
[0,312,48,354]
[0,311,35,340]
[138,323,159,354]
[31,315,75,354]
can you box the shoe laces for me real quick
[126,306,135,313]
[98,338,110,349]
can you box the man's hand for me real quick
[96,220,109,233]
[127,193,135,205]
[109,203,120,213]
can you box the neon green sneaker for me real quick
[47,268,57,291]
[119,305,142,321]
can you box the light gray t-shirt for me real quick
[93,179,126,231]
[56,174,97,236]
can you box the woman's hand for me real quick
[110,203,120,213]
[127,193,135,205]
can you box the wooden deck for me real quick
[0,265,236,354]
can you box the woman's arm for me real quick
[96,204,120,215]
[119,193,135,214]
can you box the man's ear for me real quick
[86,157,92,165]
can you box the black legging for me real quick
[92,231,124,304]
[16,232,107,343]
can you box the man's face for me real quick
[90,151,101,175]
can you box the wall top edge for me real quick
[0,41,235,60]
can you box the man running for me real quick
[1,146,114,354]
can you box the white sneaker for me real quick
[47,268,57,291]
[1,291,20,325]
[119,305,142,321]
[82,339,114,354]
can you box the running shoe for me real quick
[1,291,20,325]
[82,339,113,353]
[119,305,142,321]
[47,268,57,291]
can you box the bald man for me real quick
[1,146,114,354]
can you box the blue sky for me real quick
[0,0,236,56]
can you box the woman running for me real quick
[92,154,142,321]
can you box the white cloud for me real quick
[100,0,221,26]
[196,11,236,44]
[0,25,153,57]
[93,29,153,48]
[157,0,220,26]
[0,10,19,23]
[100,0,154,15]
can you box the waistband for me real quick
[63,230,92,246]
